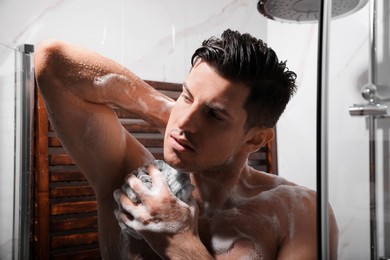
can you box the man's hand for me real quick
[114,164,200,257]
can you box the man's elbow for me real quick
[35,39,66,92]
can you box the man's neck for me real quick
[189,163,250,216]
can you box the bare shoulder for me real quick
[240,170,318,232]
[258,175,316,205]
[226,170,317,258]
[238,170,338,259]
[238,170,317,224]
[210,169,338,259]
[239,168,314,198]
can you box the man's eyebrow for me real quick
[205,102,232,119]
[182,82,233,120]
[182,82,193,99]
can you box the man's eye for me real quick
[180,92,191,103]
[208,109,223,121]
[180,92,190,101]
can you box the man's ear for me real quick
[243,127,274,153]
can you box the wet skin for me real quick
[115,61,339,259]
[35,40,338,259]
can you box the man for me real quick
[35,29,338,259]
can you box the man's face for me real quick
[163,61,250,173]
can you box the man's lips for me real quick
[169,133,195,152]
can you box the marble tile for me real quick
[1,0,389,258]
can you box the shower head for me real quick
[257,0,369,23]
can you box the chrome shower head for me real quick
[257,0,369,23]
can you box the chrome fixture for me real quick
[257,0,369,23]
[348,0,389,259]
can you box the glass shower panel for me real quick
[375,1,390,257]
[0,43,34,260]
[328,0,390,259]
[0,44,18,260]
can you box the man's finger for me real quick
[146,164,167,191]
[114,209,143,240]
[126,173,153,199]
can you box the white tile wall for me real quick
[1,0,389,258]
[0,47,16,260]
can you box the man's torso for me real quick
[196,171,316,259]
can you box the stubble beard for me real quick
[163,147,239,176]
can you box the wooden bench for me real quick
[32,80,277,259]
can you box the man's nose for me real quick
[177,105,199,133]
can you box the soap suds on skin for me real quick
[93,74,134,101]
[210,231,265,259]
[93,73,172,118]
[260,185,312,241]
[123,160,194,205]
[117,160,195,243]
[228,183,313,248]
[152,94,173,117]
[211,234,236,254]
[93,73,128,86]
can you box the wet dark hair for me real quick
[191,29,297,129]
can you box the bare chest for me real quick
[198,207,281,259]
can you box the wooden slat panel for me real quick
[158,90,181,99]
[49,136,62,147]
[137,138,164,147]
[150,153,164,160]
[50,170,86,182]
[50,154,74,165]
[51,201,97,215]
[35,90,50,259]
[50,185,94,198]
[248,159,269,166]
[268,138,277,174]
[50,215,98,232]
[145,80,181,91]
[51,232,99,249]
[249,152,267,160]
[249,158,269,166]
[50,115,167,132]
[51,248,101,260]
[122,123,160,133]
[259,146,268,152]
[49,148,165,166]
[50,128,163,145]
[49,123,55,132]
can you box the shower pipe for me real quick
[368,1,378,259]
[316,0,331,258]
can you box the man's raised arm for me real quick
[35,39,176,258]
[35,39,174,198]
